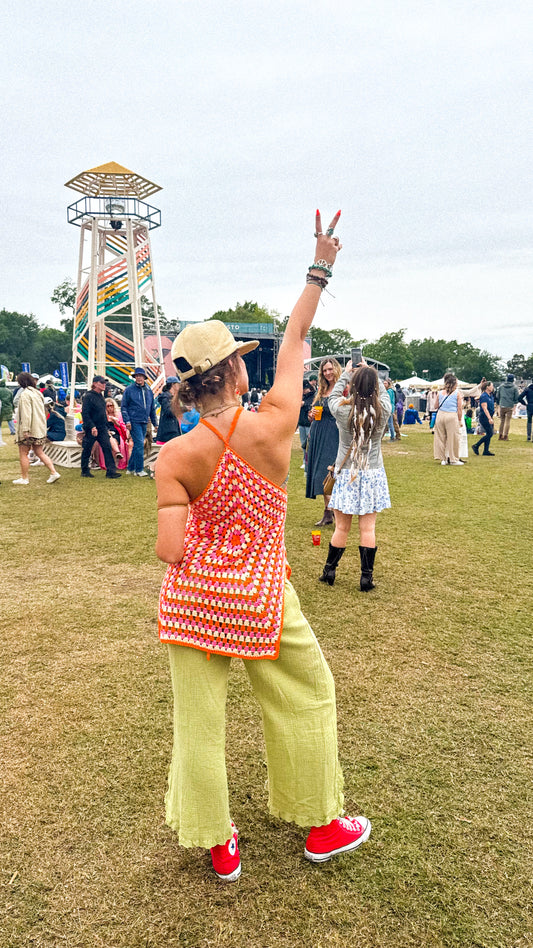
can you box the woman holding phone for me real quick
[319,359,391,590]
[155,211,371,883]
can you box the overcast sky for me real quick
[2,0,533,360]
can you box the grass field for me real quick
[1,421,532,948]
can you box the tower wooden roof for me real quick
[65,162,161,199]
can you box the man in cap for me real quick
[80,376,121,479]
[496,373,520,440]
[120,367,158,477]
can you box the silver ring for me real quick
[314,231,323,237]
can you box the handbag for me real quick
[322,467,336,494]
[322,445,353,495]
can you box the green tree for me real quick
[309,328,337,358]
[0,309,41,372]
[506,354,526,377]
[51,278,76,321]
[363,330,414,379]
[446,341,502,382]
[523,354,533,379]
[408,338,453,380]
[328,328,360,353]
[209,301,277,325]
[33,328,72,375]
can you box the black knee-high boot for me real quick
[359,545,377,591]
[319,543,345,586]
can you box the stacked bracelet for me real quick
[308,260,333,278]
[306,273,329,290]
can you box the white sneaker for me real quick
[30,459,43,466]
[135,470,149,477]
[450,460,464,465]
[13,477,29,485]
[47,472,61,483]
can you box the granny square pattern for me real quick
[159,446,289,660]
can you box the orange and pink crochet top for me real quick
[158,408,289,660]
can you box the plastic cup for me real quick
[312,530,321,546]
[314,405,323,420]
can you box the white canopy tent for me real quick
[430,377,474,389]
[397,375,431,389]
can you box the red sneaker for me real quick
[304,816,371,863]
[210,822,241,882]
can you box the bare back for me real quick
[157,405,292,502]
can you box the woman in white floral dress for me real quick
[319,361,391,591]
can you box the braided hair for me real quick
[345,365,382,475]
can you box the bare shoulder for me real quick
[156,427,208,474]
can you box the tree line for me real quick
[1,282,530,383]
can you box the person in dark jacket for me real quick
[298,379,315,470]
[80,376,121,478]
[45,400,66,441]
[0,378,15,436]
[472,380,495,457]
[518,382,533,441]
[156,377,182,444]
[120,367,158,476]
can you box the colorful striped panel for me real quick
[97,257,130,317]
[105,234,127,256]
[75,280,89,340]
[136,241,152,292]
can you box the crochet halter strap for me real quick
[158,407,289,660]
[199,404,243,446]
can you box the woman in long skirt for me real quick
[305,357,342,525]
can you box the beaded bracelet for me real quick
[314,258,334,270]
[306,273,329,290]
[308,263,333,278]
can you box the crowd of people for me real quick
[1,211,532,887]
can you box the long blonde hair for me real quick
[313,358,342,403]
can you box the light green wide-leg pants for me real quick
[165,580,344,848]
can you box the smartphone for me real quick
[351,347,363,366]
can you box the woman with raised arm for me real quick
[155,212,371,883]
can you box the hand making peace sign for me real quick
[312,209,342,268]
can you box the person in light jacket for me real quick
[12,373,60,485]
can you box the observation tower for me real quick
[65,162,165,401]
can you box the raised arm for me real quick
[259,210,342,431]
[329,368,352,418]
